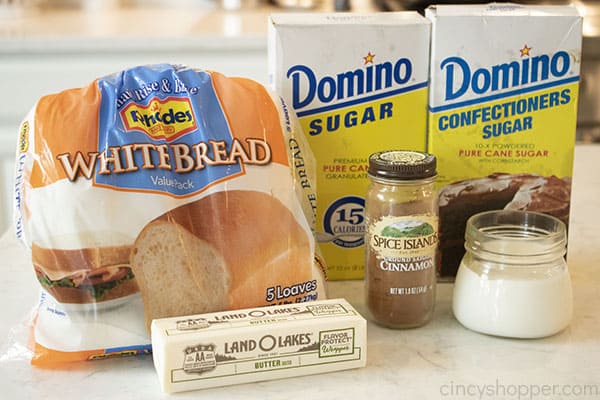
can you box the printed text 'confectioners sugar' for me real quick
[434,48,576,139]
[426,4,582,279]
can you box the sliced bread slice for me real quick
[131,220,229,331]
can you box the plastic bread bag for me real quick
[10,64,326,367]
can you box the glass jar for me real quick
[453,210,573,339]
[365,150,438,329]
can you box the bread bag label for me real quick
[52,67,279,197]
[13,64,326,366]
[269,13,431,280]
[426,4,582,279]
[120,98,197,140]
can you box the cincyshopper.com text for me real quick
[440,379,600,399]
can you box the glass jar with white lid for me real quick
[452,210,572,339]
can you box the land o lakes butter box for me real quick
[426,4,583,280]
[269,13,431,280]
[151,299,366,393]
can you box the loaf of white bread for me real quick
[132,190,314,331]
[14,64,325,365]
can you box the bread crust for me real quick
[133,189,314,323]
[159,190,312,305]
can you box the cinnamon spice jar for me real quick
[365,150,438,328]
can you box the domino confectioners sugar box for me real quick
[426,4,582,280]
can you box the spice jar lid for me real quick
[368,150,437,180]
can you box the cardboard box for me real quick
[269,13,431,280]
[426,4,582,280]
[151,299,366,393]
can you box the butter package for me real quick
[268,13,431,280]
[151,298,366,393]
[426,4,582,280]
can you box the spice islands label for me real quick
[368,215,438,272]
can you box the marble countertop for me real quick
[0,145,599,399]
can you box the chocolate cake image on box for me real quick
[438,173,571,279]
